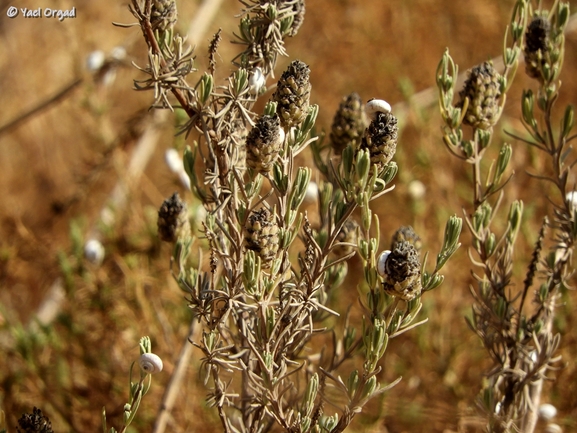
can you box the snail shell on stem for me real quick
[248,67,266,95]
[377,250,391,277]
[139,353,163,374]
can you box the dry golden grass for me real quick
[1,0,577,432]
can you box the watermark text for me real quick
[6,6,76,21]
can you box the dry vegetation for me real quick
[1,0,577,432]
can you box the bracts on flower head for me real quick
[151,0,178,32]
[357,110,398,174]
[330,92,366,155]
[17,408,54,433]
[273,60,311,130]
[524,15,550,81]
[377,240,422,301]
[391,225,422,252]
[244,207,280,269]
[157,192,191,243]
[246,114,285,174]
[457,62,502,130]
[286,0,306,37]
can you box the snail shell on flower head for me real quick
[377,250,391,277]
[139,353,163,374]
[275,124,286,147]
[366,98,392,121]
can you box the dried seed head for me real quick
[457,62,502,130]
[391,226,422,252]
[157,192,191,243]
[330,92,366,154]
[358,111,398,173]
[17,407,54,433]
[246,114,284,173]
[273,60,312,129]
[151,0,178,32]
[332,220,359,258]
[524,16,550,81]
[244,208,280,269]
[287,0,306,37]
[381,240,422,301]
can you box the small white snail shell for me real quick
[275,124,286,147]
[248,67,266,95]
[377,250,391,277]
[86,50,105,72]
[304,181,318,204]
[366,98,392,121]
[538,403,558,421]
[84,239,105,266]
[164,149,191,190]
[139,353,164,374]
[566,191,577,209]
[407,180,426,201]
[544,424,562,433]
[110,46,126,62]
[495,401,502,415]
[165,148,182,173]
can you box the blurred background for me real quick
[1,0,577,431]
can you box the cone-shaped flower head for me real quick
[358,111,398,173]
[17,407,54,433]
[391,226,422,252]
[381,240,422,301]
[246,114,284,174]
[151,0,178,32]
[457,62,502,130]
[287,0,306,37]
[157,192,191,243]
[273,60,311,130]
[244,207,280,269]
[330,92,366,154]
[524,16,550,81]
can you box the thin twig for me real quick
[0,78,82,136]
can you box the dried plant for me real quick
[436,0,574,431]
[115,0,462,431]
[16,408,53,433]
